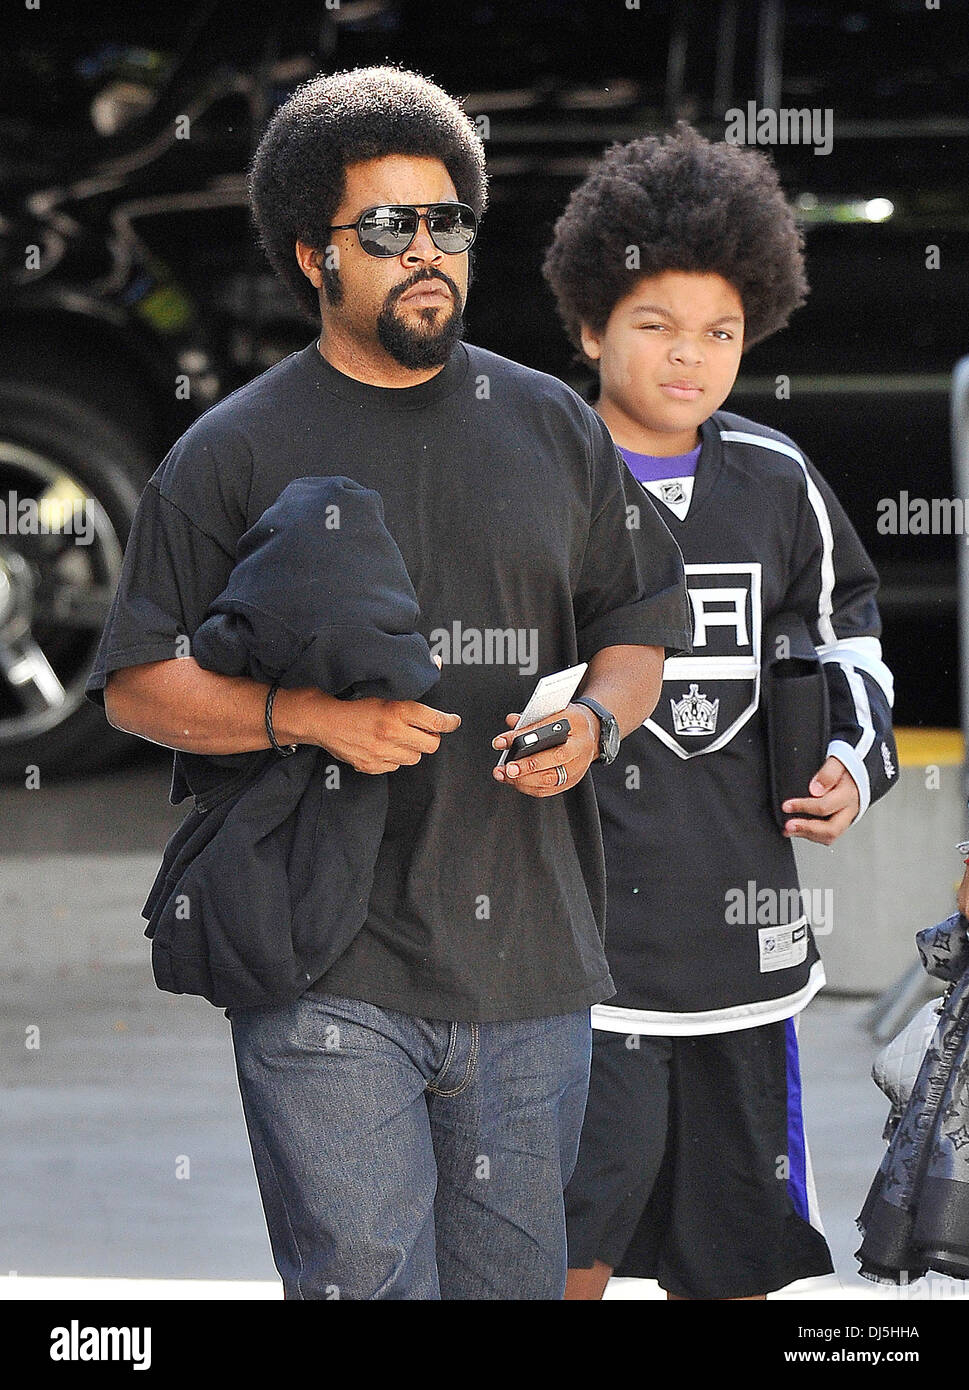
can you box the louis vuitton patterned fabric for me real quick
[857,913,969,1283]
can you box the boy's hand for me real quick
[491,704,598,797]
[781,755,860,845]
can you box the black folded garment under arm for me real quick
[762,611,830,831]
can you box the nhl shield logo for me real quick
[646,562,762,758]
[658,480,686,505]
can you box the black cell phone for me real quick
[505,718,571,763]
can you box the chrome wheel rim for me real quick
[0,440,124,744]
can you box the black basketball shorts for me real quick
[564,1015,834,1299]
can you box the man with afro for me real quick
[88,66,692,1299]
[543,123,898,1300]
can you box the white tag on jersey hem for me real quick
[758,918,808,973]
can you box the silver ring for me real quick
[555,765,567,787]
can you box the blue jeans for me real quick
[228,990,592,1299]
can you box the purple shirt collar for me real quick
[618,442,702,485]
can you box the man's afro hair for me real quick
[249,64,488,322]
[542,122,808,362]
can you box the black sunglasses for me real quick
[327,202,478,258]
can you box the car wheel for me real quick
[0,380,154,780]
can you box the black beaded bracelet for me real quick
[265,681,297,756]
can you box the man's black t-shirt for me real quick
[85,339,691,1021]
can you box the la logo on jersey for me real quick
[646,562,762,758]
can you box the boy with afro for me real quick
[543,124,898,1300]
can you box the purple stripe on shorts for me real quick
[785,1015,809,1221]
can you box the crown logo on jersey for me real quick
[671,683,719,735]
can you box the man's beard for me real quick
[376,275,465,368]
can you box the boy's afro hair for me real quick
[542,122,807,361]
[249,64,488,322]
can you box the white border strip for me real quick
[0,1277,282,1301]
[591,959,826,1036]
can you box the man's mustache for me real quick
[387,270,462,307]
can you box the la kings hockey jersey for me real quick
[591,410,898,1035]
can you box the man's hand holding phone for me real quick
[492,704,599,796]
[491,663,597,797]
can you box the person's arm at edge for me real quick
[103,657,315,755]
[103,655,458,772]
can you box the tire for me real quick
[0,379,156,780]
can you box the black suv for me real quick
[1,0,966,776]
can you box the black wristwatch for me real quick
[572,695,620,766]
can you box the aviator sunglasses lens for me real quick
[356,205,476,256]
[357,207,419,256]
[425,204,476,252]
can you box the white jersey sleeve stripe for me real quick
[828,737,872,821]
[719,430,837,644]
[817,636,895,707]
[826,655,876,821]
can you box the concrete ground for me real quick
[0,752,965,1300]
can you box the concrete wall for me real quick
[796,730,967,994]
